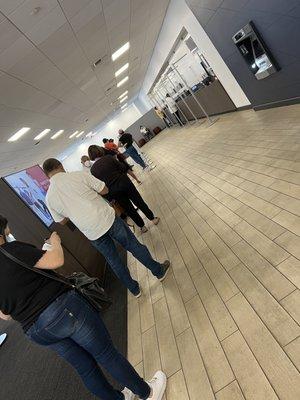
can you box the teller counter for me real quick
[176,79,236,119]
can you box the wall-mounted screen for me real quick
[3,165,54,227]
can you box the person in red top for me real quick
[103,138,118,151]
[102,138,141,185]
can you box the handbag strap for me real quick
[0,245,73,288]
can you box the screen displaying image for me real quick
[3,165,54,227]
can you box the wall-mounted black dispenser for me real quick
[233,21,280,80]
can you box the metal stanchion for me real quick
[164,73,198,125]
[170,63,218,127]
[159,79,189,128]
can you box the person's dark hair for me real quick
[154,106,158,109]
[81,155,89,163]
[102,138,108,143]
[43,158,62,176]
[166,93,170,98]
[109,139,114,142]
[88,145,106,161]
[0,215,8,239]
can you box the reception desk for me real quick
[175,79,236,120]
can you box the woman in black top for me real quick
[0,215,162,400]
[88,145,160,233]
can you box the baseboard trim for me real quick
[253,96,300,111]
[237,105,252,111]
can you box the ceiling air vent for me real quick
[92,54,108,69]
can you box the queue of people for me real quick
[88,145,159,233]
[0,130,168,399]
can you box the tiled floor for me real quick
[127,105,300,400]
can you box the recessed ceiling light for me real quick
[115,63,129,77]
[117,76,128,88]
[76,131,84,138]
[112,42,130,61]
[120,95,128,103]
[121,107,128,113]
[8,127,30,142]
[121,103,128,109]
[51,130,64,140]
[34,129,51,141]
[118,90,128,99]
[86,131,93,137]
[69,131,79,138]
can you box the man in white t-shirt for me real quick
[43,158,170,297]
[165,94,185,126]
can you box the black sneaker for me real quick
[159,260,171,282]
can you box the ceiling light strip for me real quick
[8,127,30,142]
[51,130,64,140]
[112,42,130,61]
[34,129,51,140]
[115,63,129,77]
[117,76,129,88]
[120,96,128,103]
[69,131,79,138]
[118,90,128,99]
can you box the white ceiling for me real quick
[0,0,170,176]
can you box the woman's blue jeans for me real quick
[26,290,151,400]
[125,146,147,169]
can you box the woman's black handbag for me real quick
[0,246,112,313]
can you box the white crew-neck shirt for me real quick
[165,97,178,113]
[46,171,115,240]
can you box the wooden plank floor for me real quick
[127,105,300,400]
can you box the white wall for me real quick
[138,0,250,109]
[61,104,142,172]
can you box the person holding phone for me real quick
[0,215,167,400]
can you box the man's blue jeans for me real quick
[91,217,164,295]
[26,291,151,400]
[125,145,147,169]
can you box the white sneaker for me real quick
[146,371,167,399]
[122,387,136,399]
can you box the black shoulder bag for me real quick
[0,246,112,313]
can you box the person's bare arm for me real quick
[127,169,141,184]
[100,185,109,195]
[35,232,64,270]
[0,311,12,321]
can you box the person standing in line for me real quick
[154,106,171,128]
[165,94,185,126]
[81,155,92,172]
[43,159,170,299]
[103,138,118,151]
[0,215,167,400]
[118,130,150,170]
[88,145,158,233]
[102,143,142,185]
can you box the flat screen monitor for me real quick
[3,165,54,227]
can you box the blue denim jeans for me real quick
[91,217,164,295]
[125,146,147,169]
[26,291,151,400]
